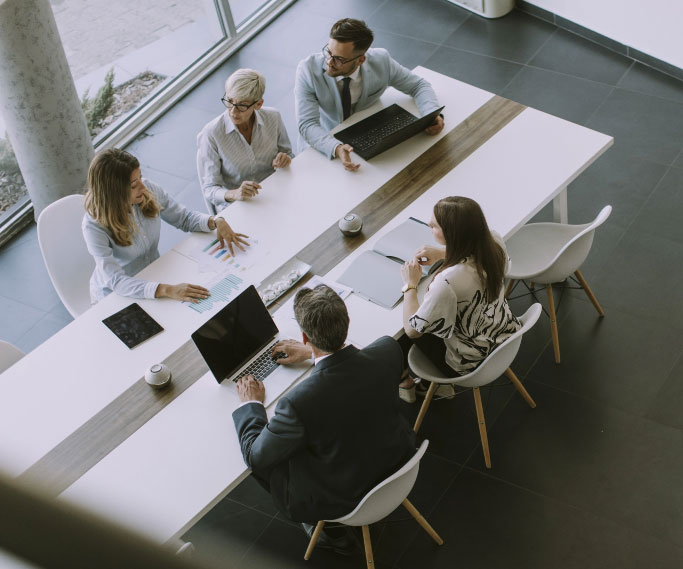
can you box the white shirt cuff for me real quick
[237,400,264,410]
[145,281,160,299]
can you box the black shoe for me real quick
[302,523,356,556]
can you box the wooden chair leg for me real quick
[413,381,438,433]
[574,269,605,317]
[303,520,325,560]
[361,525,374,569]
[546,284,561,363]
[473,387,491,469]
[504,368,536,408]
[402,498,444,545]
[504,279,516,298]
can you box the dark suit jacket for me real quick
[232,336,416,522]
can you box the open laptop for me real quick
[191,285,308,404]
[334,104,444,160]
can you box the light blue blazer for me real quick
[294,48,441,158]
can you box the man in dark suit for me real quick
[233,284,415,550]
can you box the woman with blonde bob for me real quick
[398,196,521,402]
[197,68,294,213]
[83,148,249,303]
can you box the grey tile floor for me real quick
[1,0,682,567]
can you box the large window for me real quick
[0,0,294,246]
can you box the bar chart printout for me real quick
[193,237,264,273]
[187,273,244,314]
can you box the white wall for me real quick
[525,0,683,69]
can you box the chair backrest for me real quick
[37,194,94,318]
[0,341,24,374]
[532,205,611,284]
[329,440,429,526]
[408,303,542,389]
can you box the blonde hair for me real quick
[224,68,266,102]
[84,148,159,247]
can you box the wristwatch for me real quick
[402,283,418,294]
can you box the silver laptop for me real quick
[191,285,303,396]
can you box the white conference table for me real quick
[0,68,612,543]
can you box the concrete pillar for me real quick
[0,0,93,219]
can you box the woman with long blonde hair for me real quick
[83,148,248,303]
[398,196,520,401]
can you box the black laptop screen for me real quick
[191,285,278,384]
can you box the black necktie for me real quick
[341,77,351,120]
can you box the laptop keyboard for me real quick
[232,341,280,382]
[350,113,417,151]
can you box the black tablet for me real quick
[102,302,164,349]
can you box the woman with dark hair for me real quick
[398,196,520,401]
[82,148,249,303]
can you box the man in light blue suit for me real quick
[295,18,444,171]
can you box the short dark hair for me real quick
[293,285,349,352]
[329,18,374,53]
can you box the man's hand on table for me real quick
[335,144,360,172]
[424,115,444,136]
[272,340,313,364]
[236,374,265,403]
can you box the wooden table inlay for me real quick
[298,96,525,275]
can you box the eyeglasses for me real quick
[221,96,258,112]
[322,45,363,67]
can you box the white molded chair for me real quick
[0,341,24,373]
[409,304,542,469]
[37,194,94,318]
[504,206,611,363]
[304,440,443,567]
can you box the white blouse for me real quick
[82,180,211,302]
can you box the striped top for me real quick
[196,107,294,213]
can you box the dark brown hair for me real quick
[434,196,506,300]
[293,285,349,352]
[329,18,374,53]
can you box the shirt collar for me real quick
[336,65,361,83]
[313,343,346,366]
[222,109,263,135]
[314,353,330,366]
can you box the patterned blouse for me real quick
[409,234,521,374]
